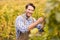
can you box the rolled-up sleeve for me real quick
[36,24,42,30]
[15,16,28,33]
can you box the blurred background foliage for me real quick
[0,0,60,40]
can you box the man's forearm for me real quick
[28,17,44,31]
[28,20,41,31]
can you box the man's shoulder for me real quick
[30,17,36,22]
[16,14,23,20]
[31,17,36,20]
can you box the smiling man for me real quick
[15,3,44,40]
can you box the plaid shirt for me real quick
[15,13,42,39]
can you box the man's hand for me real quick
[37,17,44,24]
[37,17,45,32]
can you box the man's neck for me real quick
[26,14,30,19]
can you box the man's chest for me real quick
[24,19,34,25]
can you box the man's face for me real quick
[25,5,34,17]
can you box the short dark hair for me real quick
[25,3,35,10]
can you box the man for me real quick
[15,3,44,40]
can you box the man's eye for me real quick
[28,9,34,11]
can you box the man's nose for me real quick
[29,10,33,13]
